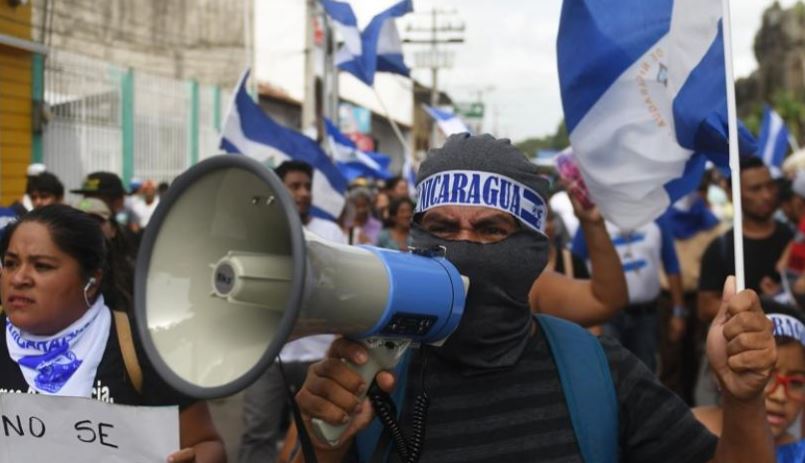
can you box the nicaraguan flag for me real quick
[220,70,347,221]
[324,118,392,182]
[322,0,412,85]
[424,105,471,136]
[320,0,363,75]
[558,0,756,229]
[757,105,789,176]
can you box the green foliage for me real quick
[772,90,805,139]
[515,121,569,158]
[742,102,764,136]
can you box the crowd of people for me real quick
[3,134,805,462]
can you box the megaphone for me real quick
[134,154,467,445]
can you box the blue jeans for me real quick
[603,302,658,372]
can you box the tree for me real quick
[515,121,569,158]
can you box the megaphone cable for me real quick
[367,348,432,463]
[278,358,319,463]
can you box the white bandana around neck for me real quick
[415,170,548,236]
[5,295,111,397]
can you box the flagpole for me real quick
[721,0,745,292]
[372,85,412,156]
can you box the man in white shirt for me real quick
[130,180,160,229]
[573,217,686,373]
[238,160,345,463]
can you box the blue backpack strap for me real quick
[536,314,619,463]
[355,349,412,463]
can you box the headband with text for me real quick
[415,170,547,235]
[769,313,805,346]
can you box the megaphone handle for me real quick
[311,337,410,447]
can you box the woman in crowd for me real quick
[376,197,414,252]
[693,299,805,462]
[341,187,382,245]
[0,204,226,463]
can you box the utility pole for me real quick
[405,9,464,148]
[302,0,317,136]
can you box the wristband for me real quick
[672,305,689,318]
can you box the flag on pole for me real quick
[557,0,756,229]
[321,0,412,85]
[220,70,348,221]
[757,105,790,176]
[423,105,471,136]
[324,118,392,182]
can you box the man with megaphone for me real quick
[293,134,777,463]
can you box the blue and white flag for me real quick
[321,0,412,86]
[324,118,392,182]
[423,105,471,136]
[757,105,790,176]
[220,70,347,221]
[558,0,756,229]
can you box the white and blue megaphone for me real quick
[134,155,467,445]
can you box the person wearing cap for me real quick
[71,171,140,260]
[71,171,129,219]
[75,197,115,239]
[293,134,776,463]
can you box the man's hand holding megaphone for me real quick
[296,338,396,458]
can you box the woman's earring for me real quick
[83,277,96,307]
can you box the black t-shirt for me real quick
[349,326,717,462]
[699,222,793,293]
[0,312,194,408]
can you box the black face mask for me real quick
[411,224,549,372]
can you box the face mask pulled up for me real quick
[411,224,548,372]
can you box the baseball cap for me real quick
[73,197,112,221]
[70,172,126,197]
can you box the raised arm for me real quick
[532,202,627,326]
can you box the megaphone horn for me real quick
[134,154,467,445]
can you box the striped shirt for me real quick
[366,326,717,462]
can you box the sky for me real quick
[348,0,800,142]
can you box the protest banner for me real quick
[0,393,178,462]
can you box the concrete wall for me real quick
[32,0,247,89]
[0,2,33,206]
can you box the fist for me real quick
[706,276,776,401]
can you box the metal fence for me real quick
[42,49,226,203]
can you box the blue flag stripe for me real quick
[230,84,347,194]
[320,0,358,26]
[757,105,789,170]
[220,70,347,221]
[558,0,673,133]
[326,0,412,85]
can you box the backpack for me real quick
[355,314,619,463]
